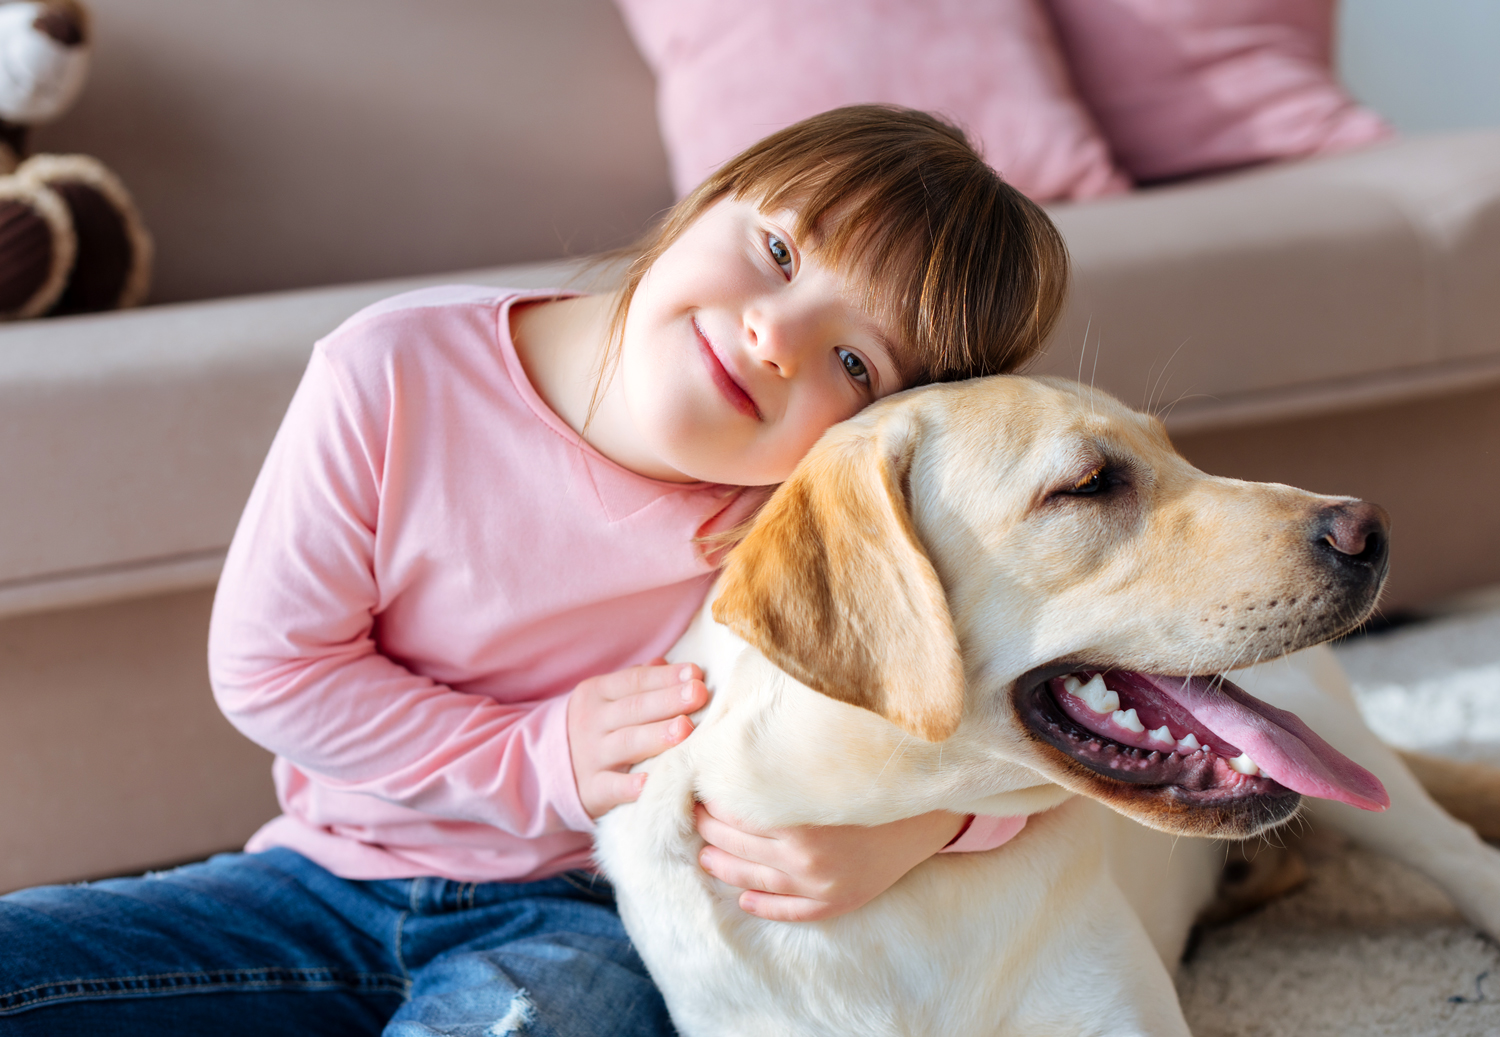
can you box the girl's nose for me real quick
[746,305,809,378]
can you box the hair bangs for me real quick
[720,108,1070,387]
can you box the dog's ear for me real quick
[713,411,965,741]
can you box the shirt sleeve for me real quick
[208,337,596,839]
[939,813,1029,854]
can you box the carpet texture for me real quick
[1176,602,1500,1036]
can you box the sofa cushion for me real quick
[613,0,1129,202]
[1043,0,1391,182]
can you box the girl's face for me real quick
[619,196,905,486]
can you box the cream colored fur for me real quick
[594,376,1500,1037]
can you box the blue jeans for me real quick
[0,848,674,1036]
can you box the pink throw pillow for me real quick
[1042,0,1393,182]
[614,0,1130,203]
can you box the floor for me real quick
[1177,597,1500,1036]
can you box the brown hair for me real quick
[597,104,1070,403]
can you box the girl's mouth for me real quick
[695,319,760,420]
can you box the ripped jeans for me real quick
[0,847,675,1036]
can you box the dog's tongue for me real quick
[1152,674,1389,811]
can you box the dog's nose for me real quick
[1311,500,1390,572]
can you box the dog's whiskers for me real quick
[1145,338,1190,416]
[1089,333,1102,420]
[1157,391,1219,425]
[1076,316,1092,386]
[876,733,914,780]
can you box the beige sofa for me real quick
[2,0,1498,894]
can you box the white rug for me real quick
[1176,602,1500,1036]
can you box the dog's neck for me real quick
[669,608,1071,830]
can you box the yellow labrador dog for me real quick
[594,376,1500,1037]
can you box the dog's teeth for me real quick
[1078,675,1119,714]
[1176,733,1202,754]
[1112,708,1145,733]
[1062,675,1083,695]
[1257,767,1270,778]
[1147,725,1173,746]
[1228,752,1259,775]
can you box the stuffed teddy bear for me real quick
[0,0,151,319]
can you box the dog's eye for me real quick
[1069,468,1105,495]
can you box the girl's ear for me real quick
[712,410,966,741]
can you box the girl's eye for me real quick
[838,348,870,386]
[766,233,794,276]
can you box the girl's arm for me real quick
[210,341,695,837]
[695,803,1026,922]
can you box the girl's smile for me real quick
[695,317,761,420]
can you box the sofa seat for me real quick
[1039,130,1500,433]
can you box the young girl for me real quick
[0,106,1068,1035]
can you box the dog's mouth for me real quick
[1017,668,1389,817]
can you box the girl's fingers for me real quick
[694,802,784,864]
[585,769,648,815]
[592,681,708,764]
[612,679,708,728]
[597,662,702,701]
[698,844,794,896]
[603,714,695,768]
[738,891,833,922]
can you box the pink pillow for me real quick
[1042,0,1393,182]
[614,0,1130,203]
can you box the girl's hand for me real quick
[694,801,967,922]
[568,658,709,819]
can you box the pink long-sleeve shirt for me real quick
[209,285,1021,884]
[209,286,768,881]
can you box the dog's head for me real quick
[713,376,1390,838]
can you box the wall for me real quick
[29,0,671,305]
[1339,0,1500,133]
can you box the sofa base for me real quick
[0,588,276,894]
[1173,382,1500,614]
